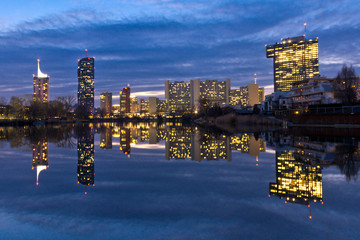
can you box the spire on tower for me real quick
[254,73,257,84]
[85,49,88,57]
[304,22,307,38]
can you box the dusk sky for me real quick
[0,0,359,106]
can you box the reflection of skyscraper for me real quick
[230,134,266,156]
[33,59,49,103]
[77,127,95,186]
[165,128,192,160]
[269,150,323,204]
[32,138,49,185]
[100,125,112,149]
[266,36,319,92]
[192,131,231,162]
[120,128,131,155]
[77,52,95,114]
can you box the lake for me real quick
[0,123,359,240]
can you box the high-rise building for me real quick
[266,35,319,92]
[100,124,112,149]
[165,79,230,113]
[139,99,149,113]
[130,96,139,113]
[120,87,130,113]
[230,83,265,107]
[100,92,112,116]
[33,59,49,103]
[77,52,95,114]
[165,81,192,113]
[191,78,230,111]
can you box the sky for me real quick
[0,0,359,106]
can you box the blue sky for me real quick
[0,0,359,106]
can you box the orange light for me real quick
[36,182,39,186]
[85,192,87,195]
[309,216,312,219]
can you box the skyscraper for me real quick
[33,59,49,103]
[32,137,49,185]
[77,51,95,115]
[100,92,112,116]
[77,126,95,186]
[266,35,319,92]
[120,87,130,114]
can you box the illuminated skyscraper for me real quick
[77,52,95,115]
[269,150,323,204]
[33,59,49,103]
[191,78,230,111]
[77,126,95,186]
[165,81,192,113]
[266,35,319,92]
[120,87,130,113]
[100,92,112,116]
[32,137,49,185]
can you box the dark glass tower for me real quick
[78,51,95,115]
[77,125,95,186]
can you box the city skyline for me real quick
[0,0,359,106]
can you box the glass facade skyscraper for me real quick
[77,55,95,114]
[266,36,319,92]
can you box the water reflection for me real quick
[0,123,359,203]
[77,124,95,187]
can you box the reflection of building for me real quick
[266,35,319,92]
[192,132,231,162]
[100,92,112,115]
[100,125,112,149]
[120,87,130,114]
[32,138,49,185]
[165,128,192,159]
[165,129,231,161]
[77,128,95,186]
[33,59,49,103]
[78,53,95,114]
[269,150,323,204]
[120,128,131,155]
[231,134,266,156]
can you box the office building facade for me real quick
[100,92,112,116]
[266,36,319,92]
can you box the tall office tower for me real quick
[78,51,95,115]
[165,80,192,113]
[269,150,323,204]
[100,92,112,116]
[33,59,49,103]
[266,35,319,92]
[120,87,130,113]
[77,126,95,186]
[191,78,230,111]
[32,137,49,185]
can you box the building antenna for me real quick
[304,22,307,38]
[85,49,88,58]
[254,73,257,84]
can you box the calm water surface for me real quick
[0,123,359,240]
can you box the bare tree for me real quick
[333,65,359,105]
